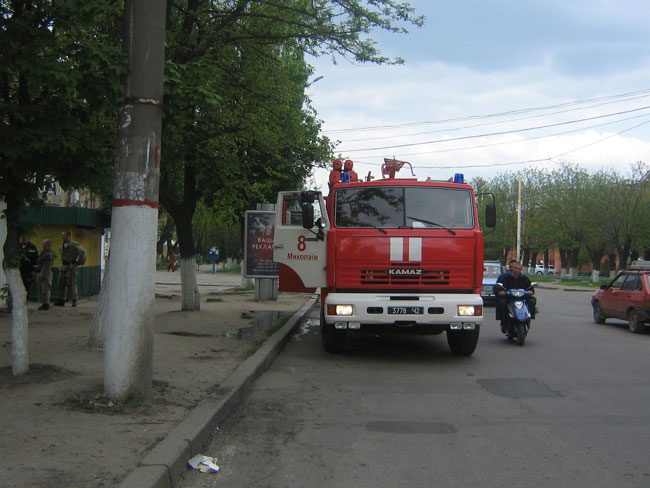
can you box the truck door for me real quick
[273,191,329,289]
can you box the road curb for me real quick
[537,285,595,293]
[118,295,319,488]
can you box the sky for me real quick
[305,0,650,190]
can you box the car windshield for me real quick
[334,186,474,229]
[483,266,501,278]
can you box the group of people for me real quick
[18,231,86,310]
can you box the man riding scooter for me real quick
[494,260,536,333]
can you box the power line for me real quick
[323,87,650,134]
[337,105,650,153]
[350,112,650,159]
[335,93,650,143]
[328,117,650,171]
[420,119,650,170]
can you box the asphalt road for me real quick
[179,287,650,488]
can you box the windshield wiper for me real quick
[358,222,387,234]
[407,215,456,235]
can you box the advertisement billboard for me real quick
[244,210,279,278]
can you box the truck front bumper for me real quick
[323,292,483,333]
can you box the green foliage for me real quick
[471,162,650,269]
[1,0,125,272]
[159,0,423,260]
[0,0,124,202]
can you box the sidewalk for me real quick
[0,268,317,488]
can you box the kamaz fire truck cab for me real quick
[273,158,495,356]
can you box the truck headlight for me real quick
[458,305,482,316]
[327,304,353,316]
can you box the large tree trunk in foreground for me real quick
[103,0,166,401]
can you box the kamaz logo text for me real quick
[388,268,423,275]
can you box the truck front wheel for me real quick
[446,327,480,356]
[321,310,346,353]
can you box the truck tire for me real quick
[446,327,480,356]
[321,310,346,353]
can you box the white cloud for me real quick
[305,15,650,192]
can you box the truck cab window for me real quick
[334,186,474,229]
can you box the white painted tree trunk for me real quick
[568,267,579,279]
[103,0,165,401]
[88,256,111,348]
[181,256,200,311]
[592,269,600,283]
[104,206,157,398]
[6,267,28,375]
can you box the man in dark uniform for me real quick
[494,260,536,332]
[55,230,86,307]
[19,234,38,293]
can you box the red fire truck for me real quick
[273,158,495,356]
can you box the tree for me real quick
[102,0,167,401]
[598,163,650,271]
[536,164,594,278]
[160,0,424,310]
[1,0,123,374]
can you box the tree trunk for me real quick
[586,243,606,283]
[608,253,617,276]
[6,267,28,375]
[175,213,200,310]
[559,248,568,277]
[180,256,200,310]
[88,255,110,348]
[617,235,633,271]
[104,0,166,401]
[3,197,30,375]
[568,248,580,279]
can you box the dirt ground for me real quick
[0,269,312,488]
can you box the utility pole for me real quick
[104,0,167,400]
[516,179,522,262]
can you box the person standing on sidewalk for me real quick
[19,234,39,293]
[55,231,86,307]
[167,250,178,271]
[36,239,56,310]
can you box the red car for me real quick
[591,260,650,333]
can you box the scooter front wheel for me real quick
[516,323,527,346]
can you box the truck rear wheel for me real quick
[446,327,480,356]
[321,310,346,353]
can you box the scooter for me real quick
[496,285,536,346]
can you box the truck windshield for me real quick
[334,186,474,229]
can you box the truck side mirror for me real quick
[485,203,496,228]
[302,203,314,229]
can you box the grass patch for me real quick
[144,436,166,453]
[532,275,610,288]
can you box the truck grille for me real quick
[336,262,475,289]
[360,268,450,286]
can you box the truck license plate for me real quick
[388,306,423,315]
